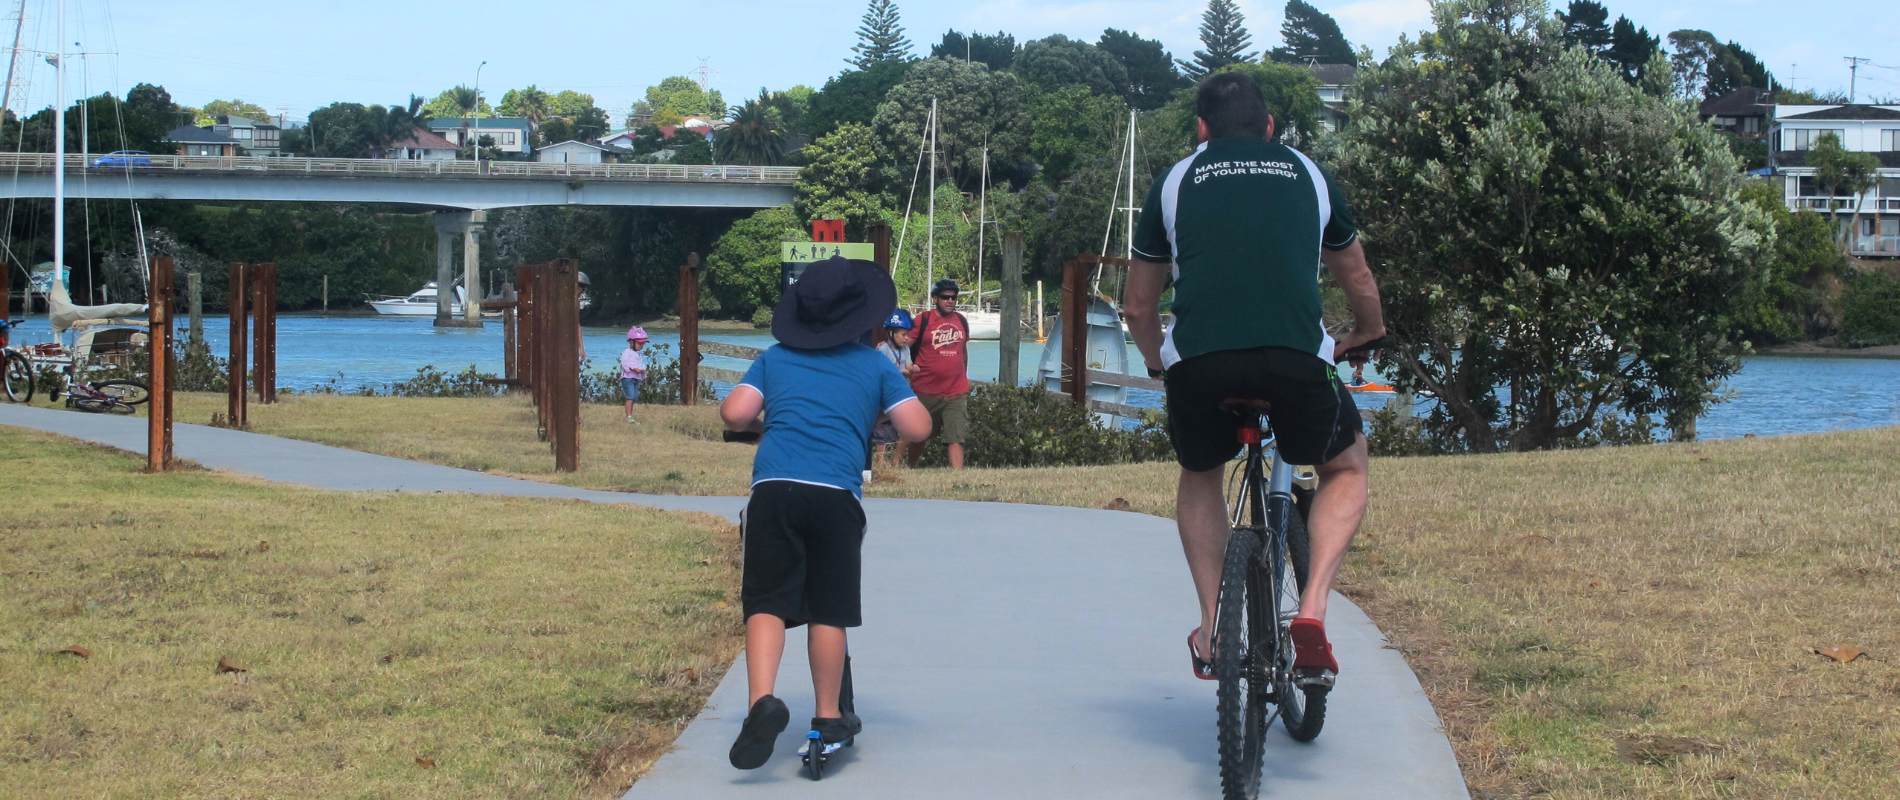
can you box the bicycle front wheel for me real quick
[73,397,134,414]
[2,352,32,403]
[94,380,149,406]
[1215,527,1267,800]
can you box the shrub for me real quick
[914,383,1171,468]
[1839,271,1900,347]
[580,344,710,405]
[385,365,506,398]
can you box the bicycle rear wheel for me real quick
[94,380,149,406]
[1215,527,1267,800]
[73,397,134,414]
[2,351,32,403]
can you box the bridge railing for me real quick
[0,152,800,184]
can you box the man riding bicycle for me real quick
[1124,72,1385,686]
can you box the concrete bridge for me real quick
[0,153,797,211]
[1,153,798,327]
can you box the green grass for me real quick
[0,429,742,799]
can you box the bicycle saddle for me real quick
[1218,398,1273,414]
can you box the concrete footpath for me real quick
[0,404,1468,799]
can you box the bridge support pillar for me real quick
[433,211,472,327]
[460,210,488,328]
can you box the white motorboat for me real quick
[366,282,500,318]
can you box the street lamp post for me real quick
[473,60,487,171]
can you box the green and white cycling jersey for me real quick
[1132,137,1359,367]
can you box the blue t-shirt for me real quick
[738,343,917,497]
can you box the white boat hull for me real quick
[367,300,497,318]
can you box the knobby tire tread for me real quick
[1216,528,1264,800]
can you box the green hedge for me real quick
[914,382,1171,468]
[1840,271,1900,347]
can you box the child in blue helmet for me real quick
[871,310,916,472]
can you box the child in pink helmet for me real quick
[620,326,649,423]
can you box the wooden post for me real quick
[186,271,203,345]
[677,253,701,405]
[1061,257,1088,407]
[321,274,329,315]
[516,264,535,398]
[147,256,174,472]
[251,262,277,404]
[548,259,580,472]
[530,264,552,441]
[871,222,892,274]
[501,282,517,386]
[226,263,248,428]
[998,233,1025,387]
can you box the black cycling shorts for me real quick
[741,480,868,629]
[1163,346,1361,472]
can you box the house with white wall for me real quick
[425,116,535,157]
[1772,104,1900,257]
[384,127,459,160]
[536,140,613,164]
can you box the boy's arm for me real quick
[888,398,931,443]
[720,385,764,431]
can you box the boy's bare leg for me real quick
[745,613,787,705]
[808,625,848,718]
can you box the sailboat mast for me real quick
[1,2,26,115]
[51,0,63,288]
[1125,108,1137,261]
[925,97,936,296]
[975,146,987,310]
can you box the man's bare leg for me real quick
[745,613,786,705]
[1177,466,1230,655]
[808,625,847,718]
[947,442,964,470]
[1300,437,1369,622]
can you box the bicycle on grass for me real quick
[1,319,34,403]
[1213,337,1385,800]
[54,369,149,414]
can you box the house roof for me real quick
[1699,87,1772,118]
[426,116,534,132]
[217,114,280,130]
[1779,104,1900,121]
[387,127,459,151]
[1304,63,1356,87]
[541,140,610,152]
[1776,151,1900,168]
[163,124,235,144]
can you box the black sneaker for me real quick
[729,695,790,769]
[810,712,862,746]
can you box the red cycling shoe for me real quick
[1188,627,1216,681]
[1289,617,1339,679]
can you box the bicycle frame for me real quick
[1227,419,1301,704]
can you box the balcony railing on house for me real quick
[0,152,801,184]
[1851,235,1900,258]
[1792,195,1900,214]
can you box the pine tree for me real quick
[1555,1,1612,58]
[1606,16,1660,84]
[1179,0,1255,80]
[1269,0,1354,64]
[850,0,914,70]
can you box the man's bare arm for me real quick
[1125,258,1172,375]
[1322,240,1385,360]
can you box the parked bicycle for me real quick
[1,319,34,403]
[54,369,149,414]
[1213,337,1386,800]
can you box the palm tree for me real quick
[715,91,788,166]
[505,85,551,126]
[378,95,430,157]
[447,84,479,154]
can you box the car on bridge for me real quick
[91,150,152,169]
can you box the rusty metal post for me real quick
[548,259,580,471]
[501,284,517,386]
[147,256,174,472]
[1061,257,1088,407]
[677,253,701,405]
[515,264,534,394]
[251,262,277,404]
[227,263,248,428]
[532,264,553,440]
[871,222,892,274]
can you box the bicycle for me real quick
[1213,337,1385,800]
[1,319,33,403]
[55,371,149,414]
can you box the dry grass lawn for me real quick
[0,428,742,799]
[160,392,1900,798]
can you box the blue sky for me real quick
[13,0,1900,123]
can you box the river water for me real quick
[10,314,1898,441]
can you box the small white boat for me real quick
[366,282,500,318]
[962,309,1001,340]
[1037,295,1132,423]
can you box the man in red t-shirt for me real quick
[907,279,971,469]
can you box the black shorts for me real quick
[1163,347,1362,472]
[741,480,868,629]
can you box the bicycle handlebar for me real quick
[1340,335,1390,363]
